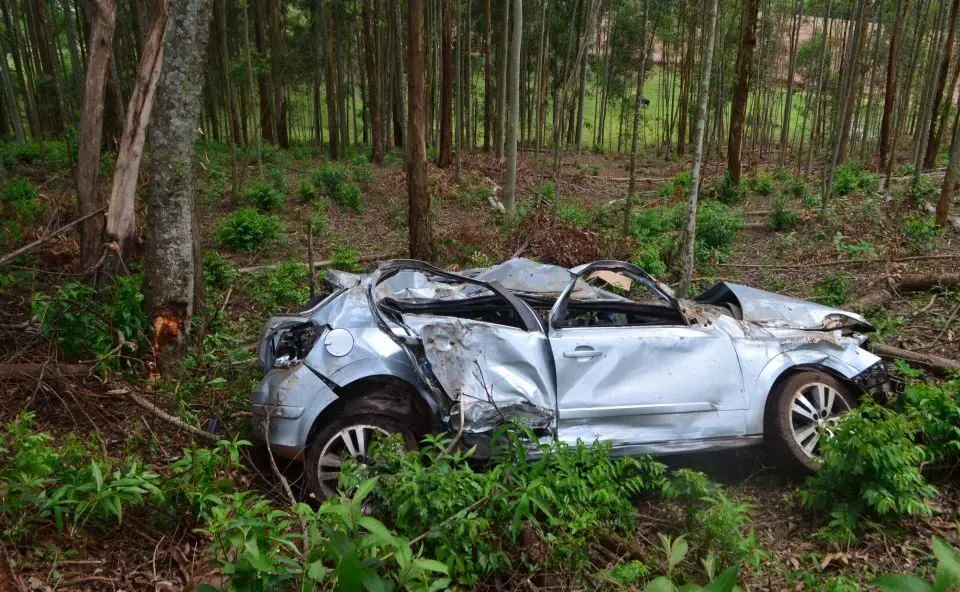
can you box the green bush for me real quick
[875,537,960,592]
[695,200,744,260]
[673,170,693,190]
[203,251,237,288]
[556,201,591,227]
[311,163,349,198]
[833,232,876,260]
[712,171,746,204]
[749,171,775,195]
[903,216,943,252]
[352,154,374,184]
[900,378,960,464]
[798,401,936,523]
[331,243,361,271]
[657,181,677,199]
[632,205,681,238]
[297,179,318,202]
[1,177,39,203]
[335,183,364,212]
[767,197,801,231]
[2,140,68,166]
[815,270,853,306]
[32,275,148,364]
[537,180,557,204]
[632,240,669,278]
[252,261,309,310]
[833,162,878,196]
[246,181,284,211]
[214,208,283,252]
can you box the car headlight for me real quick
[262,322,319,370]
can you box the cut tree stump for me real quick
[869,343,960,371]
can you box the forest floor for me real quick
[1,141,959,590]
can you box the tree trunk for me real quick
[727,0,758,185]
[925,0,960,169]
[621,0,648,238]
[0,33,24,143]
[879,0,908,173]
[242,0,262,174]
[778,0,803,166]
[937,101,960,227]
[484,0,492,150]
[363,0,383,162]
[455,0,462,178]
[102,0,168,281]
[216,0,242,198]
[408,0,432,258]
[76,0,116,271]
[678,0,718,298]
[268,0,285,148]
[497,0,507,158]
[61,0,84,100]
[439,0,453,167]
[324,0,340,159]
[503,0,521,212]
[144,0,213,360]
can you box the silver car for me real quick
[252,258,891,499]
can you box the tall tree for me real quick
[925,0,960,168]
[323,0,340,159]
[678,0,718,298]
[76,0,116,270]
[408,0,432,258]
[362,0,383,162]
[880,0,908,173]
[439,0,453,167]
[727,0,758,184]
[937,108,960,227]
[621,0,649,238]
[0,32,25,144]
[778,0,803,166]
[144,0,213,358]
[503,0,521,212]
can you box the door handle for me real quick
[564,348,602,359]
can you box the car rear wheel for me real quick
[305,413,417,501]
[767,371,856,472]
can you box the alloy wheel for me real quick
[788,382,851,458]
[315,424,389,499]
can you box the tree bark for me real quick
[622,0,648,238]
[484,0,492,150]
[727,0,758,185]
[363,0,383,162]
[102,0,168,281]
[677,0,717,298]
[0,33,24,143]
[778,0,803,166]
[925,0,960,169]
[879,0,908,173]
[408,0,432,258]
[439,0,453,167]
[144,0,213,359]
[323,0,340,159]
[76,0,116,271]
[503,0,521,212]
[497,0,507,158]
[937,100,960,227]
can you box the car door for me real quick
[547,261,747,449]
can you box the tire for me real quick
[766,370,856,473]
[304,413,418,501]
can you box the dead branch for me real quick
[236,253,392,274]
[0,207,107,267]
[597,529,646,563]
[0,364,92,379]
[720,254,960,270]
[869,343,960,371]
[115,388,218,443]
[852,272,960,309]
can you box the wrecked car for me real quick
[252,258,891,499]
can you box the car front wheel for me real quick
[767,371,856,472]
[305,414,418,501]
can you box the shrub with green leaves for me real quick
[214,208,283,251]
[203,251,238,288]
[767,197,801,231]
[537,179,557,204]
[815,270,853,306]
[900,378,960,464]
[798,401,936,523]
[833,232,876,260]
[712,171,746,204]
[875,537,960,592]
[335,182,364,212]
[352,155,374,184]
[1,178,45,232]
[903,216,943,252]
[331,243,361,271]
[1,177,40,203]
[694,200,744,261]
[311,163,349,198]
[246,181,284,211]
[749,171,775,195]
[297,179,318,201]
[833,162,878,196]
[556,201,591,227]
[252,261,310,310]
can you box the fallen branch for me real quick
[0,207,107,267]
[869,343,960,372]
[597,529,646,563]
[719,254,960,270]
[237,253,393,274]
[0,363,92,379]
[119,389,218,443]
[852,272,960,309]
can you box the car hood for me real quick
[695,282,874,332]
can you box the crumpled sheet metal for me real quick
[720,283,870,330]
[412,317,556,433]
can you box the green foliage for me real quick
[267,166,287,193]
[245,181,284,211]
[346,433,668,584]
[833,162,878,196]
[459,184,493,206]
[815,270,853,306]
[874,538,960,592]
[632,241,669,278]
[252,261,309,310]
[214,208,283,252]
[352,154,374,184]
[767,197,801,231]
[538,179,557,204]
[907,175,938,203]
[31,275,148,364]
[902,216,943,253]
[749,171,775,195]
[0,178,45,240]
[556,201,592,227]
[199,163,231,203]
[833,232,876,260]
[2,140,69,166]
[712,171,746,204]
[1,177,40,203]
[899,378,960,464]
[694,201,744,261]
[672,171,692,190]
[331,243,361,271]
[335,182,364,212]
[798,401,936,524]
[203,252,237,288]
[311,163,349,198]
[297,179,318,201]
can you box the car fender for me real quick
[747,345,881,434]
